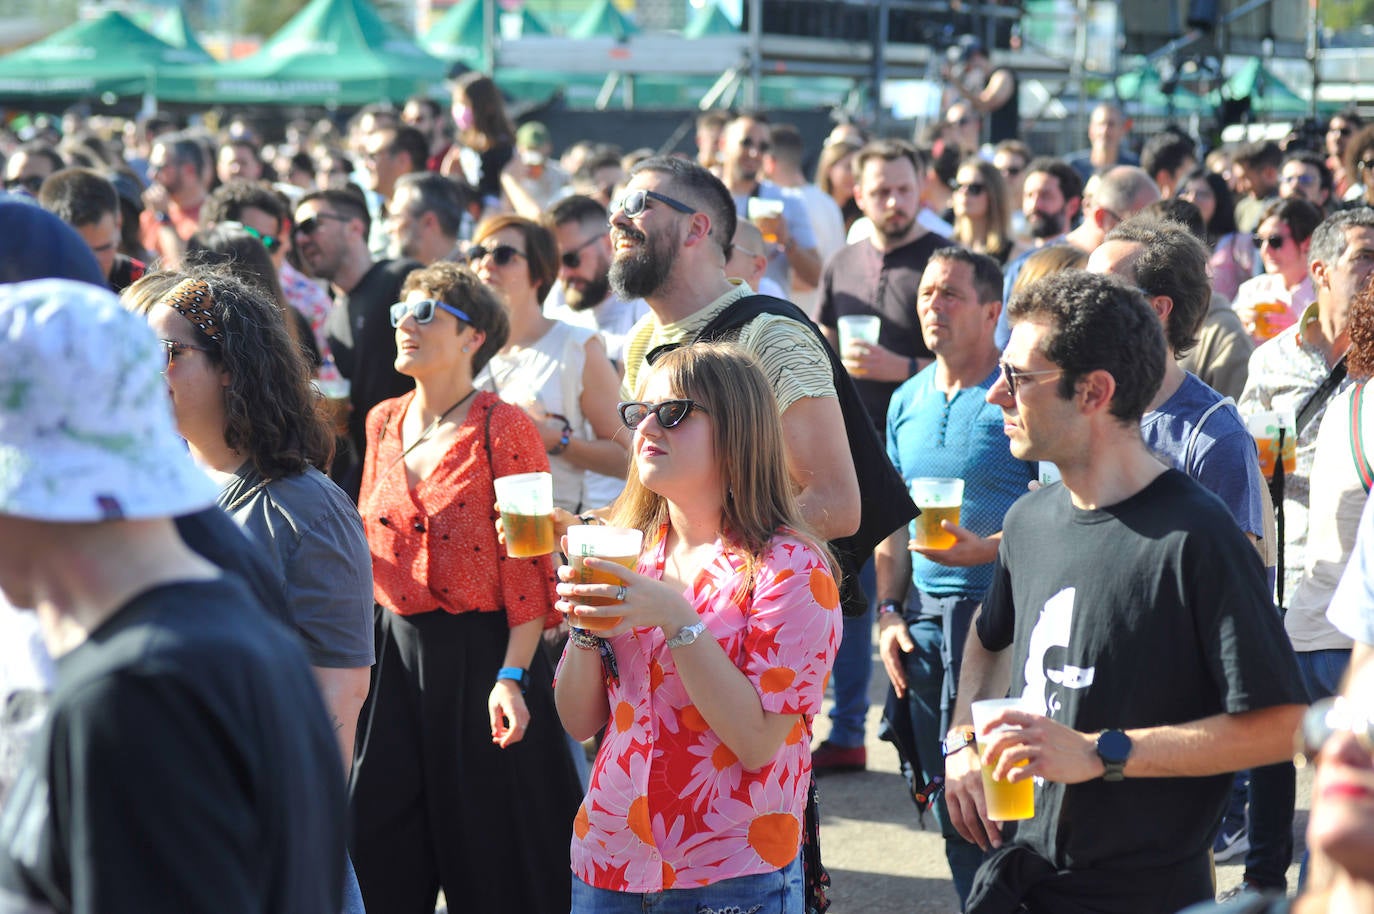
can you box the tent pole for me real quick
[482,0,495,76]
[746,0,761,109]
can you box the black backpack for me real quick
[649,294,918,617]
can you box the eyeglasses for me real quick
[998,164,1024,178]
[389,298,473,328]
[612,188,697,219]
[1281,173,1318,187]
[1294,696,1374,768]
[1358,159,1374,176]
[160,338,213,369]
[4,175,44,194]
[999,361,1063,397]
[222,221,281,253]
[617,398,709,430]
[739,137,771,153]
[954,182,987,196]
[1329,125,1354,137]
[467,243,526,267]
[560,234,606,269]
[1253,233,1288,250]
[293,212,351,236]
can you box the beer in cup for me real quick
[565,525,644,632]
[746,197,786,244]
[494,472,555,558]
[837,315,882,375]
[971,697,1035,821]
[1244,408,1296,479]
[1250,300,1295,341]
[909,477,964,550]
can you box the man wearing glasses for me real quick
[717,113,821,296]
[297,189,421,499]
[3,142,63,199]
[1278,151,1333,213]
[944,270,1306,914]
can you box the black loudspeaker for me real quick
[1186,0,1222,30]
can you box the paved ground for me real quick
[809,632,1311,913]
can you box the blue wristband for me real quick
[496,666,527,693]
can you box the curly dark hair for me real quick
[1346,275,1374,380]
[127,265,334,478]
[1007,269,1165,423]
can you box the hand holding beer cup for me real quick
[909,477,964,550]
[560,525,644,632]
[746,197,786,245]
[971,698,1036,822]
[837,314,882,376]
[493,472,556,557]
[556,539,701,638]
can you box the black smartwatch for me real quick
[1096,729,1132,782]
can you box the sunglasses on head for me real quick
[159,338,213,370]
[293,212,351,236]
[954,181,987,196]
[617,398,708,430]
[1294,696,1374,768]
[1253,233,1288,250]
[561,234,606,270]
[4,175,44,194]
[389,298,473,328]
[467,243,526,267]
[999,361,1063,397]
[612,188,697,219]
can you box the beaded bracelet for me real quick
[548,414,573,456]
[568,627,619,687]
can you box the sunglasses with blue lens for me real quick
[390,298,473,328]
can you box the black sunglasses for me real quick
[389,298,473,328]
[159,338,213,369]
[294,212,351,236]
[467,243,526,267]
[999,361,1063,397]
[4,175,44,194]
[739,137,772,153]
[612,188,697,219]
[617,398,708,430]
[1294,696,1374,768]
[954,181,987,196]
[1253,233,1287,250]
[561,234,605,270]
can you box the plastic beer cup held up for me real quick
[971,697,1035,821]
[910,477,964,550]
[837,314,882,376]
[494,472,555,558]
[1244,408,1296,479]
[565,525,644,632]
[746,197,786,243]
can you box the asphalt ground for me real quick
[809,625,1312,914]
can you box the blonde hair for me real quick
[1010,244,1089,298]
[952,157,1014,258]
[609,342,836,588]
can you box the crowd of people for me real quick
[1,55,1374,914]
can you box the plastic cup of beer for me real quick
[910,477,964,550]
[1244,408,1296,479]
[746,197,786,243]
[494,472,555,558]
[565,525,644,632]
[837,314,882,375]
[1251,300,1294,341]
[971,697,1035,821]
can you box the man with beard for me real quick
[544,194,648,371]
[996,157,1084,348]
[384,171,472,266]
[615,156,860,542]
[139,131,208,268]
[811,139,952,773]
[296,189,419,499]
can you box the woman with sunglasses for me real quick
[349,260,582,914]
[1231,198,1323,343]
[1180,654,1374,914]
[555,343,842,913]
[1177,167,1257,302]
[951,157,1024,266]
[470,214,628,515]
[123,265,373,913]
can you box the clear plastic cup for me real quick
[1244,408,1296,479]
[494,472,555,557]
[971,697,1035,821]
[565,525,644,632]
[909,477,964,549]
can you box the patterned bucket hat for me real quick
[0,278,218,522]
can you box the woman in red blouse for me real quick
[554,344,843,912]
[349,261,583,914]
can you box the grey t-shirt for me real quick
[218,464,375,669]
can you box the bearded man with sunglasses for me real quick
[298,189,420,499]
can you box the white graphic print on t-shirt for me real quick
[1023,587,1095,718]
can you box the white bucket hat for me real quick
[0,278,218,522]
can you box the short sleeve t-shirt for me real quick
[732,181,817,292]
[1328,490,1374,646]
[976,471,1305,896]
[217,464,376,669]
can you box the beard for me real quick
[610,227,677,301]
[873,212,916,245]
[1026,209,1065,240]
[564,272,611,311]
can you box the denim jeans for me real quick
[826,559,875,748]
[571,855,803,913]
[1295,648,1350,702]
[342,853,366,914]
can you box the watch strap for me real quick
[877,599,904,615]
[941,728,977,757]
[665,621,707,649]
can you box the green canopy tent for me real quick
[423,0,548,71]
[152,7,212,60]
[0,10,210,105]
[569,0,639,40]
[1106,65,1210,116]
[684,2,738,39]
[165,0,448,106]
[1211,57,1315,117]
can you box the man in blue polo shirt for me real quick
[875,247,1035,907]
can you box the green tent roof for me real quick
[1106,66,1210,115]
[684,2,738,39]
[165,0,448,106]
[425,0,548,67]
[153,7,212,59]
[569,0,638,40]
[1213,58,1312,116]
[0,10,210,103]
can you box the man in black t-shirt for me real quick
[296,189,419,499]
[0,279,345,914]
[943,271,1306,914]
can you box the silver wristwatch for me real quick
[665,621,707,649]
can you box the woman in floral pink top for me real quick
[555,343,842,912]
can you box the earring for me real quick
[462,345,471,353]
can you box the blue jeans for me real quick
[884,593,984,907]
[826,558,875,747]
[1295,648,1350,702]
[571,855,803,913]
[342,853,365,914]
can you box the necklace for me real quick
[397,388,478,463]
